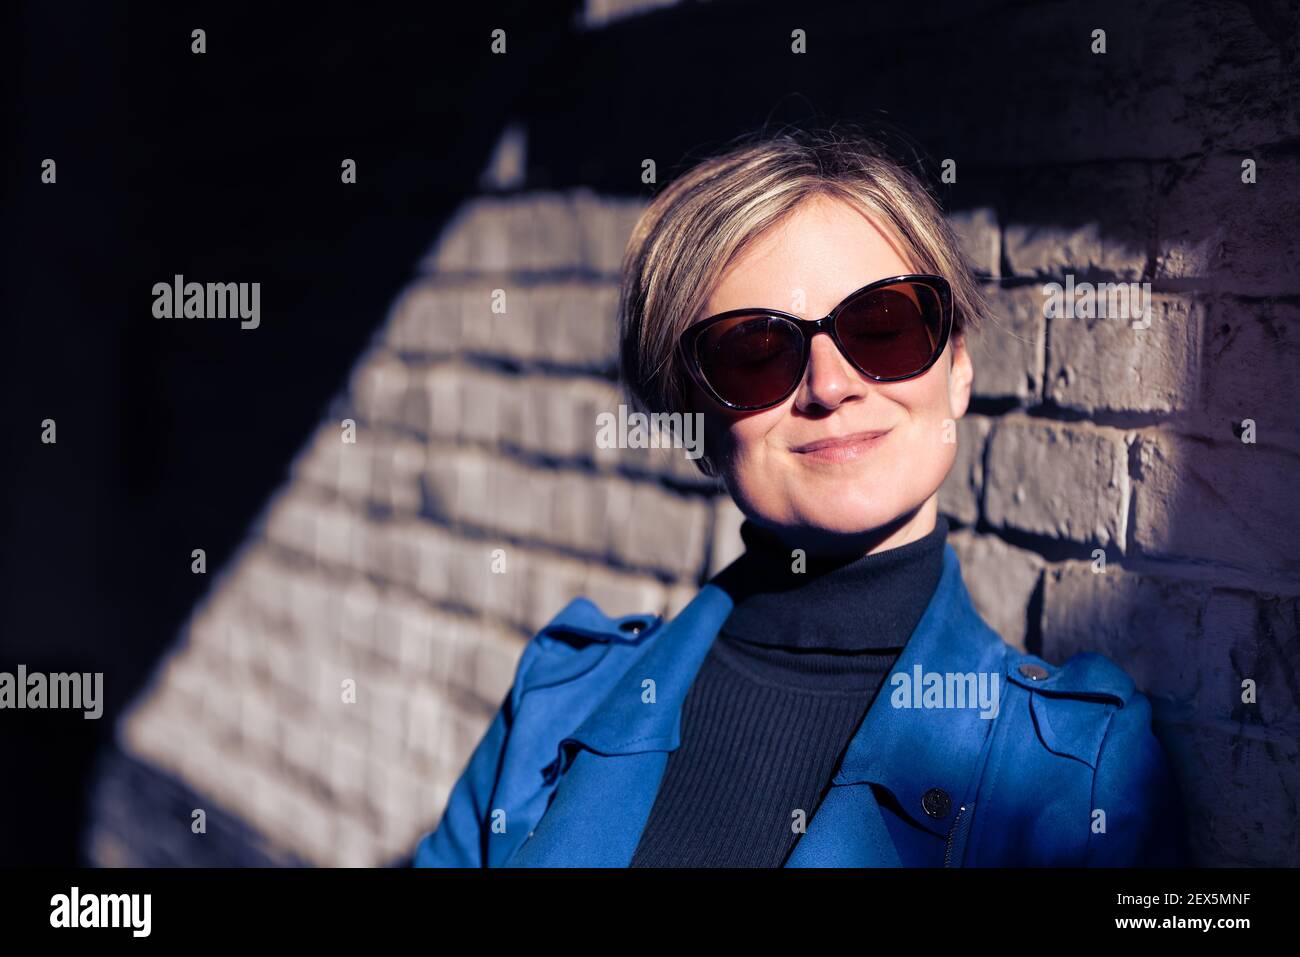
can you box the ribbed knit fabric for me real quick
[628,515,948,868]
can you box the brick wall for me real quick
[87,8,1300,868]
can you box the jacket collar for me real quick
[563,543,1006,839]
[564,581,734,755]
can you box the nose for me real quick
[793,331,868,412]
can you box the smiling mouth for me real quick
[790,429,891,464]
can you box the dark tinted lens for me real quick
[695,314,804,408]
[835,281,944,378]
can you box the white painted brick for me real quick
[314,501,359,568]
[1004,220,1146,281]
[237,682,281,752]
[580,565,668,620]
[337,579,380,655]
[405,689,451,762]
[1043,564,1300,726]
[1046,295,1202,413]
[1132,431,1297,572]
[1197,298,1300,454]
[369,435,426,514]
[365,674,410,756]
[984,418,1129,549]
[291,423,343,492]
[278,712,325,779]
[969,286,1045,401]
[423,625,458,689]
[173,730,225,797]
[332,814,379,868]
[665,580,700,618]
[379,596,434,674]
[369,759,428,852]
[400,363,462,439]
[522,550,593,632]
[336,434,372,503]
[262,489,317,558]
[488,457,550,539]
[240,550,291,628]
[550,471,616,555]
[949,207,1000,278]
[938,415,991,526]
[350,351,409,429]
[423,193,585,274]
[385,282,460,358]
[573,188,646,275]
[471,626,526,706]
[947,530,1042,649]
[1155,153,1300,297]
[616,481,711,577]
[458,544,526,624]
[1043,562,1204,709]
[284,793,337,865]
[321,726,371,809]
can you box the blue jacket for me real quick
[413,544,1187,867]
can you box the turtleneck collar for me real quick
[709,514,949,653]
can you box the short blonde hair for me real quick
[617,123,990,478]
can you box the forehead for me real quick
[701,194,914,319]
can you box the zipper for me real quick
[943,803,973,867]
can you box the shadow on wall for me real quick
[1,0,584,866]
[74,0,1300,867]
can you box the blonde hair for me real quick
[617,123,989,478]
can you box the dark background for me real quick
[1,0,592,866]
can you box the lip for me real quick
[790,429,891,463]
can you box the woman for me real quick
[412,126,1185,868]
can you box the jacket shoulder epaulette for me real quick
[1003,648,1139,768]
[516,597,664,695]
[1004,647,1135,705]
[534,596,663,645]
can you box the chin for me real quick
[792,502,909,537]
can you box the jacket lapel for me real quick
[784,782,903,866]
[787,545,1006,866]
[505,583,736,867]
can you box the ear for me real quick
[947,332,973,420]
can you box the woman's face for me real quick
[690,193,973,557]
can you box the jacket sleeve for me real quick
[1085,690,1188,867]
[411,642,541,868]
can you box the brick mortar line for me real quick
[336,414,723,493]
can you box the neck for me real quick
[710,509,950,652]
[741,497,939,562]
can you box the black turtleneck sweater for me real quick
[628,515,948,868]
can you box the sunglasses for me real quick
[678,273,953,412]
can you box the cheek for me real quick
[893,367,957,425]
[716,408,784,464]
[889,376,960,480]
[701,403,793,494]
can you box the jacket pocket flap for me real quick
[1029,692,1113,768]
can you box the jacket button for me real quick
[618,618,645,634]
[1018,663,1049,680]
[922,787,951,819]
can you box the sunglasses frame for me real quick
[677,273,955,412]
